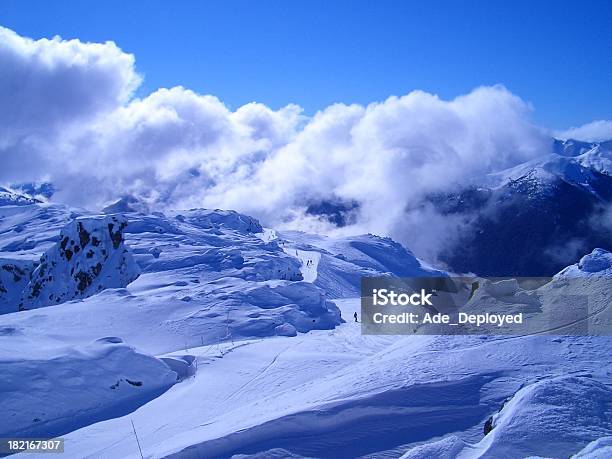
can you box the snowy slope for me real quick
[0,201,81,262]
[1,336,177,439]
[486,139,612,188]
[6,245,611,459]
[275,230,444,298]
[401,375,612,459]
[2,203,425,445]
[29,301,612,459]
[572,437,612,458]
[1,197,611,459]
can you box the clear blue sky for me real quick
[1,0,610,129]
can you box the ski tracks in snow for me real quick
[222,338,305,404]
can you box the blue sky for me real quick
[0,0,610,129]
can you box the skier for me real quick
[354,312,358,323]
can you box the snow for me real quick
[556,248,612,277]
[402,375,612,459]
[274,322,297,337]
[0,203,84,313]
[20,304,611,459]
[477,375,612,458]
[0,199,611,458]
[0,336,176,439]
[400,436,471,459]
[276,231,444,299]
[102,195,151,214]
[0,203,81,262]
[476,139,612,195]
[285,248,320,283]
[0,187,41,206]
[578,249,612,273]
[572,436,612,458]
[578,144,612,176]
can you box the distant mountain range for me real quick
[433,139,612,276]
[303,138,612,276]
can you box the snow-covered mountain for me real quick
[0,180,611,458]
[0,186,41,207]
[0,196,443,444]
[433,139,612,276]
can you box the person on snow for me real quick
[354,312,358,322]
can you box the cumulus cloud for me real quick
[199,86,549,258]
[0,26,570,261]
[557,120,612,142]
[0,26,140,182]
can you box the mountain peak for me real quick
[0,187,41,206]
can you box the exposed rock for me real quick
[19,215,140,311]
[484,416,494,435]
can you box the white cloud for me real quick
[0,26,140,181]
[557,120,612,142]
[0,27,581,261]
[203,86,549,255]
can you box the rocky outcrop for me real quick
[19,215,140,310]
[0,260,35,314]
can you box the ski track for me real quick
[222,338,305,404]
[258,227,320,282]
[286,247,321,283]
